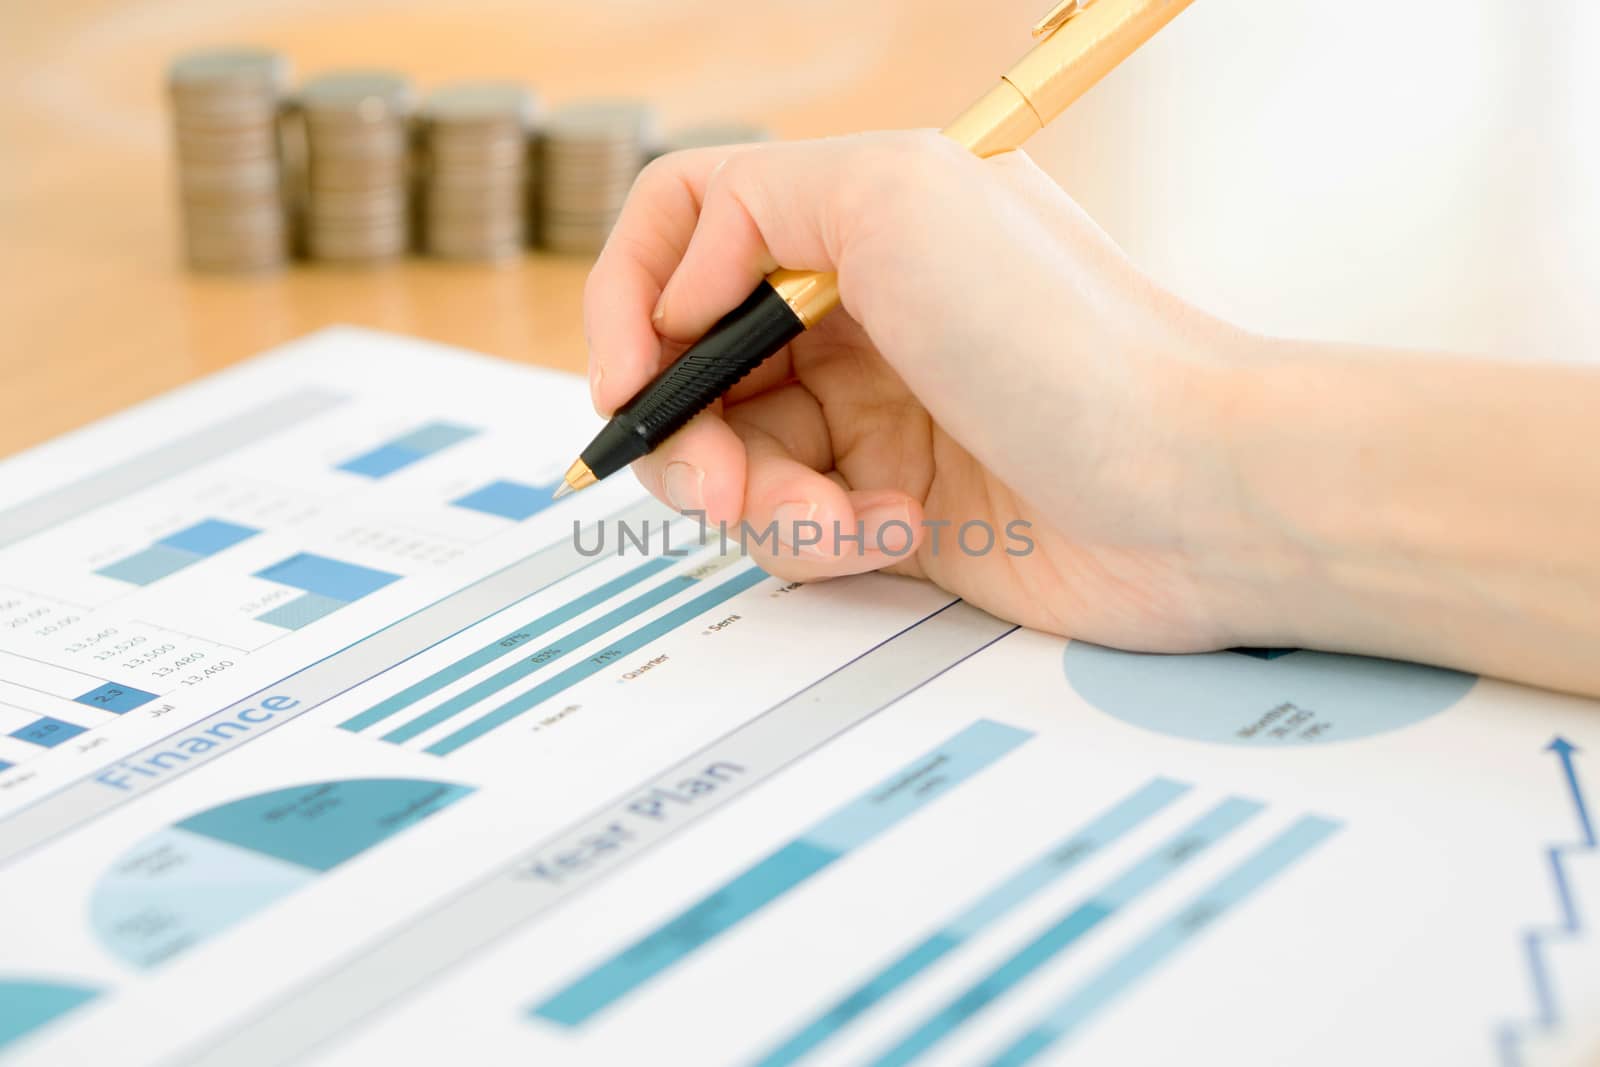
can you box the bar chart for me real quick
[251,553,401,630]
[424,564,767,756]
[862,796,1268,1066]
[451,479,559,522]
[984,817,1341,1066]
[530,720,1033,1027]
[95,519,260,586]
[336,544,780,758]
[748,777,1191,1067]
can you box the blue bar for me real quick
[986,816,1341,1066]
[254,554,400,602]
[95,544,201,585]
[536,841,839,1028]
[530,718,1033,1026]
[342,555,682,733]
[0,760,12,773]
[751,778,1190,1067]
[257,592,349,631]
[337,445,424,478]
[390,422,478,453]
[429,566,773,756]
[11,717,86,748]
[337,422,479,479]
[383,556,710,744]
[157,519,259,556]
[453,480,557,521]
[74,682,159,714]
[867,797,1264,1067]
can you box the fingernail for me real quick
[773,501,822,557]
[662,461,705,513]
[651,296,667,327]
[858,502,914,557]
[589,359,604,396]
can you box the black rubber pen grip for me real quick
[580,280,806,480]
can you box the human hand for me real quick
[583,131,1262,651]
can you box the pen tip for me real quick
[553,457,597,500]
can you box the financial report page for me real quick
[0,328,1594,1067]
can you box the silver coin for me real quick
[308,223,409,261]
[172,124,280,163]
[299,70,414,122]
[169,48,289,93]
[306,153,410,189]
[423,81,536,128]
[546,99,655,142]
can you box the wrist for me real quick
[1158,329,1354,651]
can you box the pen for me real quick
[554,0,1197,499]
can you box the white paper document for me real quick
[0,327,1594,1066]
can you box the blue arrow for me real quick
[1494,736,1597,1066]
[1545,737,1595,846]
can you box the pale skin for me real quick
[583,131,1600,698]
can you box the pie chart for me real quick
[0,979,100,1052]
[1064,644,1475,746]
[90,777,472,968]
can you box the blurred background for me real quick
[2,0,1597,455]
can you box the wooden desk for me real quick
[0,0,1065,456]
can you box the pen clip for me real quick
[1031,0,1096,39]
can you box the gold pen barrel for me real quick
[1005,0,1196,129]
[767,0,1195,334]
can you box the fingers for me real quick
[632,385,924,580]
[586,131,983,419]
[632,383,831,525]
[582,146,729,415]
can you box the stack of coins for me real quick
[299,71,415,264]
[420,83,537,261]
[168,48,291,272]
[655,121,772,161]
[540,100,656,254]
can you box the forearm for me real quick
[1213,338,1600,695]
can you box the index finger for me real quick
[582,145,739,415]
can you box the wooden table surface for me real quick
[0,0,1074,457]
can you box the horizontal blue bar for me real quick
[11,717,86,748]
[75,682,159,714]
[0,760,12,774]
[257,592,349,631]
[341,554,681,733]
[429,566,770,756]
[537,841,839,1027]
[750,778,1190,1067]
[453,480,557,522]
[337,445,424,478]
[805,720,1035,853]
[530,718,1032,1027]
[987,816,1341,1066]
[254,554,400,602]
[383,557,709,744]
[95,544,201,585]
[157,518,259,556]
[390,422,478,454]
[868,797,1263,1067]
